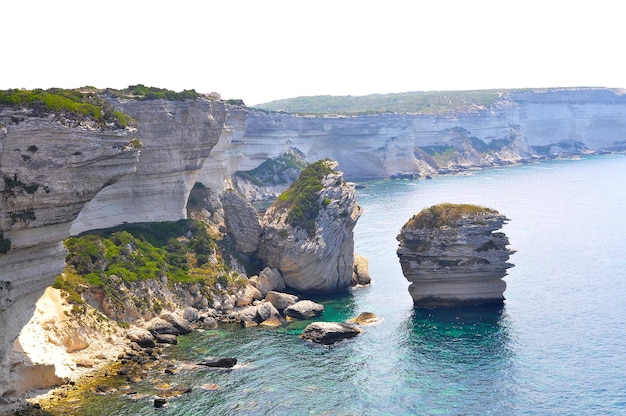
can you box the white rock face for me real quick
[71,97,226,234]
[0,109,138,396]
[194,88,626,182]
[258,161,362,292]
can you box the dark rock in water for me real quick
[154,397,167,408]
[397,203,515,307]
[284,300,324,319]
[198,357,238,368]
[299,322,362,345]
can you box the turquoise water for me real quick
[67,155,626,415]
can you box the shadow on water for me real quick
[393,303,518,414]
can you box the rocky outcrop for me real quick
[396,204,514,307]
[257,160,362,293]
[220,190,262,256]
[232,148,308,202]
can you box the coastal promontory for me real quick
[396,203,514,307]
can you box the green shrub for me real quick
[0,88,134,128]
[276,159,334,235]
[405,203,498,229]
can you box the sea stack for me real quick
[258,159,362,293]
[396,203,514,307]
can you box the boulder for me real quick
[352,254,371,285]
[347,312,380,325]
[182,307,200,322]
[234,283,263,307]
[284,300,324,320]
[299,322,362,345]
[146,317,179,336]
[265,291,299,311]
[160,312,192,335]
[260,316,282,327]
[126,328,156,348]
[256,301,281,322]
[249,267,286,296]
[154,333,178,345]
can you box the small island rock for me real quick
[396,203,515,307]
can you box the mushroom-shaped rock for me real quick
[284,300,324,320]
[299,322,362,345]
[396,203,515,307]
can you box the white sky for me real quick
[3,0,625,105]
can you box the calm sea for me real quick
[58,155,626,415]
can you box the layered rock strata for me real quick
[396,204,514,307]
[258,160,362,293]
[71,96,226,234]
[0,107,139,396]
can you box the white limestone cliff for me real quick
[70,97,226,234]
[194,88,626,183]
[0,108,138,397]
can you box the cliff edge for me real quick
[396,204,514,307]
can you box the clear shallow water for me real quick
[62,155,626,415]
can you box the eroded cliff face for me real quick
[0,107,139,396]
[396,204,514,307]
[258,161,362,292]
[1,96,227,398]
[195,88,626,183]
[71,97,226,234]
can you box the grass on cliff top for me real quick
[276,159,335,236]
[405,203,499,229]
[253,90,508,115]
[109,84,201,101]
[0,87,135,128]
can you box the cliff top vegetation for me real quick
[276,159,335,235]
[108,84,201,101]
[404,203,500,230]
[253,90,513,115]
[0,87,134,128]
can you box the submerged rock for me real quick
[299,322,362,345]
[396,203,515,307]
